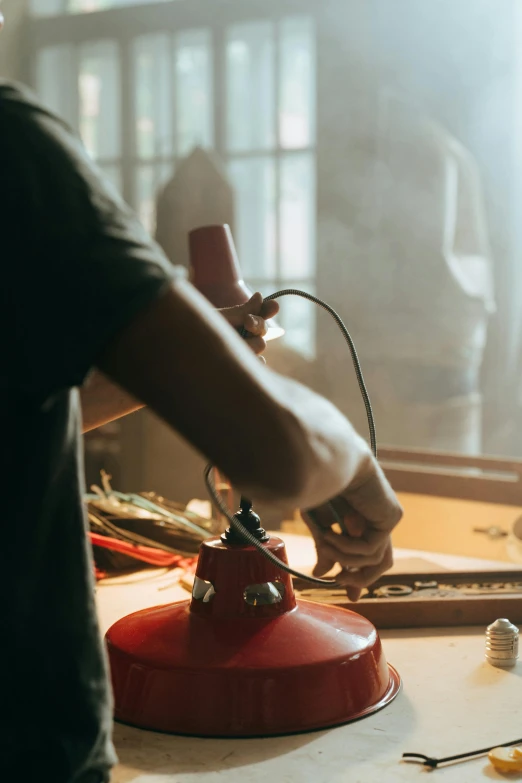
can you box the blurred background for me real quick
[4,0,522,517]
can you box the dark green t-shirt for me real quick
[1,82,175,782]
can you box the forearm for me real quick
[80,370,144,433]
[269,375,374,510]
[96,279,372,508]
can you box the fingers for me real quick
[308,497,365,537]
[308,523,388,573]
[322,527,388,558]
[243,335,267,355]
[260,299,279,319]
[243,294,279,330]
[312,551,337,578]
[245,291,263,314]
[242,296,279,337]
[341,511,366,538]
[336,541,394,589]
[308,523,336,577]
[238,294,279,354]
[247,292,279,320]
[311,536,394,600]
[219,293,264,329]
[312,534,389,570]
[243,313,267,337]
[306,504,394,598]
[219,294,279,356]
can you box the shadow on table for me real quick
[482,762,522,780]
[467,660,522,686]
[112,691,417,780]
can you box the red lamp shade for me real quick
[106,534,400,737]
[189,224,284,340]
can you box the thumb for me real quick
[313,551,336,578]
[243,292,263,315]
[345,585,363,602]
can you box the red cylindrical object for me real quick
[188,224,284,339]
[106,536,400,737]
[189,224,252,308]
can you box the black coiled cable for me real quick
[265,289,376,459]
[204,289,377,587]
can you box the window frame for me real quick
[27,1,318,193]
[28,0,320,356]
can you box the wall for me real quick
[375,0,520,452]
[315,0,520,453]
[0,0,29,81]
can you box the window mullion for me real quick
[71,44,80,134]
[212,23,226,162]
[120,35,135,208]
[274,18,281,288]
[170,31,177,160]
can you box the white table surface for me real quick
[96,536,522,783]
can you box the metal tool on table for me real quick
[403,738,522,770]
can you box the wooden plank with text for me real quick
[295,569,522,629]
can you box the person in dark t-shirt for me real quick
[1,18,402,783]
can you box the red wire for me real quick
[89,531,192,568]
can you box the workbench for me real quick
[96,535,522,783]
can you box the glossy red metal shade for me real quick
[106,536,400,737]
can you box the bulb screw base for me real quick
[485,618,519,668]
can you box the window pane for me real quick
[279,17,315,149]
[30,0,65,16]
[68,0,111,11]
[35,45,77,128]
[134,34,172,160]
[135,163,173,234]
[228,157,276,280]
[98,164,123,195]
[31,0,172,13]
[68,0,170,11]
[226,22,275,152]
[279,282,316,359]
[175,29,213,156]
[280,153,316,279]
[78,41,120,160]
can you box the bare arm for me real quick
[80,293,279,433]
[96,279,371,510]
[81,292,278,434]
[81,371,143,433]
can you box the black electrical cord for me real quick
[204,289,377,587]
[265,290,377,459]
[204,466,343,585]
